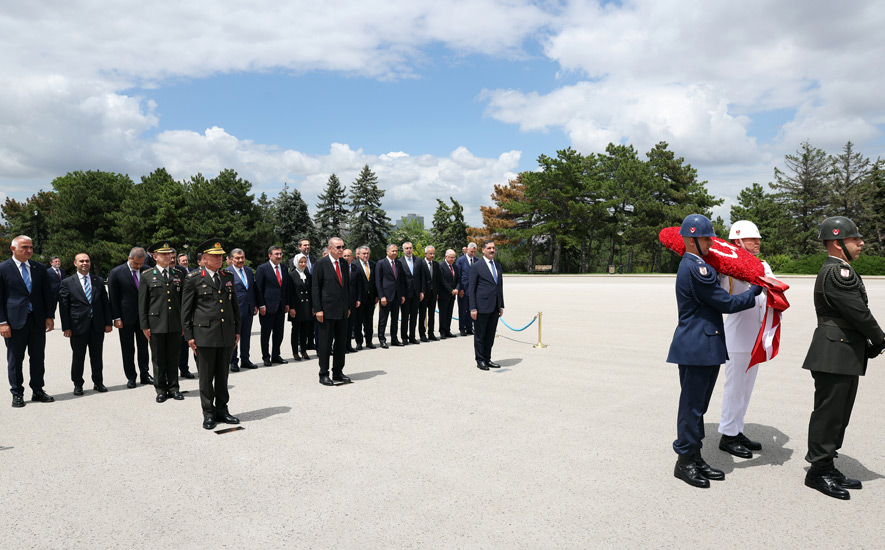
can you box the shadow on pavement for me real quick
[703,422,795,473]
[0,446,13,451]
[348,370,387,381]
[823,454,885,482]
[496,358,523,367]
[50,383,148,402]
[237,406,293,422]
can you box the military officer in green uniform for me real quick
[139,241,184,403]
[181,239,241,430]
[803,216,885,500]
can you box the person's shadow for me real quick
[236,406,292,422]
[347,370,386,381]
[702,423,794,473]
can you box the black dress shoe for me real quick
[293,354,302,362]
[466,330,474,335]
[460,330,467,336]
[476,361,489,371]
[126,380,137,389]
[141,373,154,385]
[203,417,217,430]
[11,395,25,408]
[263,359,273,366]
[429,335,439,341]
[93,383,108,393]
[230,364,241,372]
[409,338,421,345]
[73,386,84,396]
[346,346,356,353]
[319,375,335,386]
[271,356,288,364]
[356,343,363,351]
[180,370,196,379]
[487,361,501,368]
[332,375,352,383]
[307,343,316,350]
[736,432,762,451]
[31,390,54,403]
[170,391,184,401]
[694,453,725,481]
[156,394,167,403]
[300,352,310,360]
[674,456,710,488]
[420,336,429,343]
[446,332,457,338]
[719,435,752,459]
[829,468,862,489]
[805,470,850,500]
[392,340,404,347]
[379,342,389,349]
[242,362,258,369]
[365,343,376,349]
[216,413,240,424]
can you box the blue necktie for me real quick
[21,262,32,311]
[240,268,248,289]
[84,275,92,303]
[489,260,497,284]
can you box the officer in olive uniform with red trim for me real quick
[139,241,184,403]
[802,216,885,500]
[181,239,241,430]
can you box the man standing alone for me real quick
[469,240,504,371]
[313,237,351,386]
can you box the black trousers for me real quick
[197,345,233,417]
[806,370,859,469]
[419,294,437,337]
[458,292,472,332]
[377,299,400,343]
[400,295,419,341]
[149,332,180,395]
[118,323,150,381]
[259,310,285,360]
[317,316,347,378]
[673,364,720,456]
[70,325,105,386]
[5,313,46,395]
[438,296,455,335]
[231,311,254,366]
[290,319,311,356]
[473,311,498,362]
[354,302,375,345]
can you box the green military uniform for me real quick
[802,216,884,499]
[139,242,183,399]
[181,239,241,426]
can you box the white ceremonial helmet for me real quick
[729,220,761,240]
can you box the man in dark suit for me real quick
[313,237,351,386]
[418,245,441,342]
[227,247,261,371]
[438,249,460,339]
[108,247,153,388]
[0,235,56,407]
[353,245,377,350]
[139,241,185,403]
[256,245,290,366]
[343,249,362,353]
[47,256,65,310]
[182,239,241,430]
[802,216,885,500]
[398,242,423,345]
[469,240,505,372]
[375,243,404,348]
[456,242,477,335]
[59,253,113,395]
[666,214,760,489]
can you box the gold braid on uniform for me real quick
[821,262,860,308]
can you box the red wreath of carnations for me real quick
[658,226,764,283]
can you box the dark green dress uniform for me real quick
[138,242,183,399]
[181,241,241,425]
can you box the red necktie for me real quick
[335,260,342,285]
[392,260,397,278]
[450,264,454,278]
[275,265,281,286]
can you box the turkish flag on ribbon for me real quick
[659,227,790,370]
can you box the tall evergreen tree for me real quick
[828,141,871,219]
[274,183,315,258]
[431,197,468,253]
[117,167,190,248]
[858,158,885,254]
[346,165,390,259]
[729,182,792,257]
[314,174,348,245]
[1,190,55,260]
[769,140,830,255]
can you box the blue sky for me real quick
[2,0,884,228]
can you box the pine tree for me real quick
[770,141,830,256]
[432,197,468,254]
[828,141,871,219]
[314,174,348,245]
[346,165,390,259]
[274,183,315,259]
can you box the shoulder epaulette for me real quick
[187,270,201,278]
[824,261,859,291]
[688,260,717,285]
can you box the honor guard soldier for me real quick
[802,216,885,500]
[139,241,185,403]
[666,214,761,489]
[181,239,241,430]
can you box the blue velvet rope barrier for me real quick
[443,310,537,331]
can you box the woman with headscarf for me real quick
[288,253,313,361]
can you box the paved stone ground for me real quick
[2,275,885,548]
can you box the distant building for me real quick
[394,213,424,229]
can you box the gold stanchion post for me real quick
[533,311,547,349]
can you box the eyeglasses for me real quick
[334,245,345,249]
